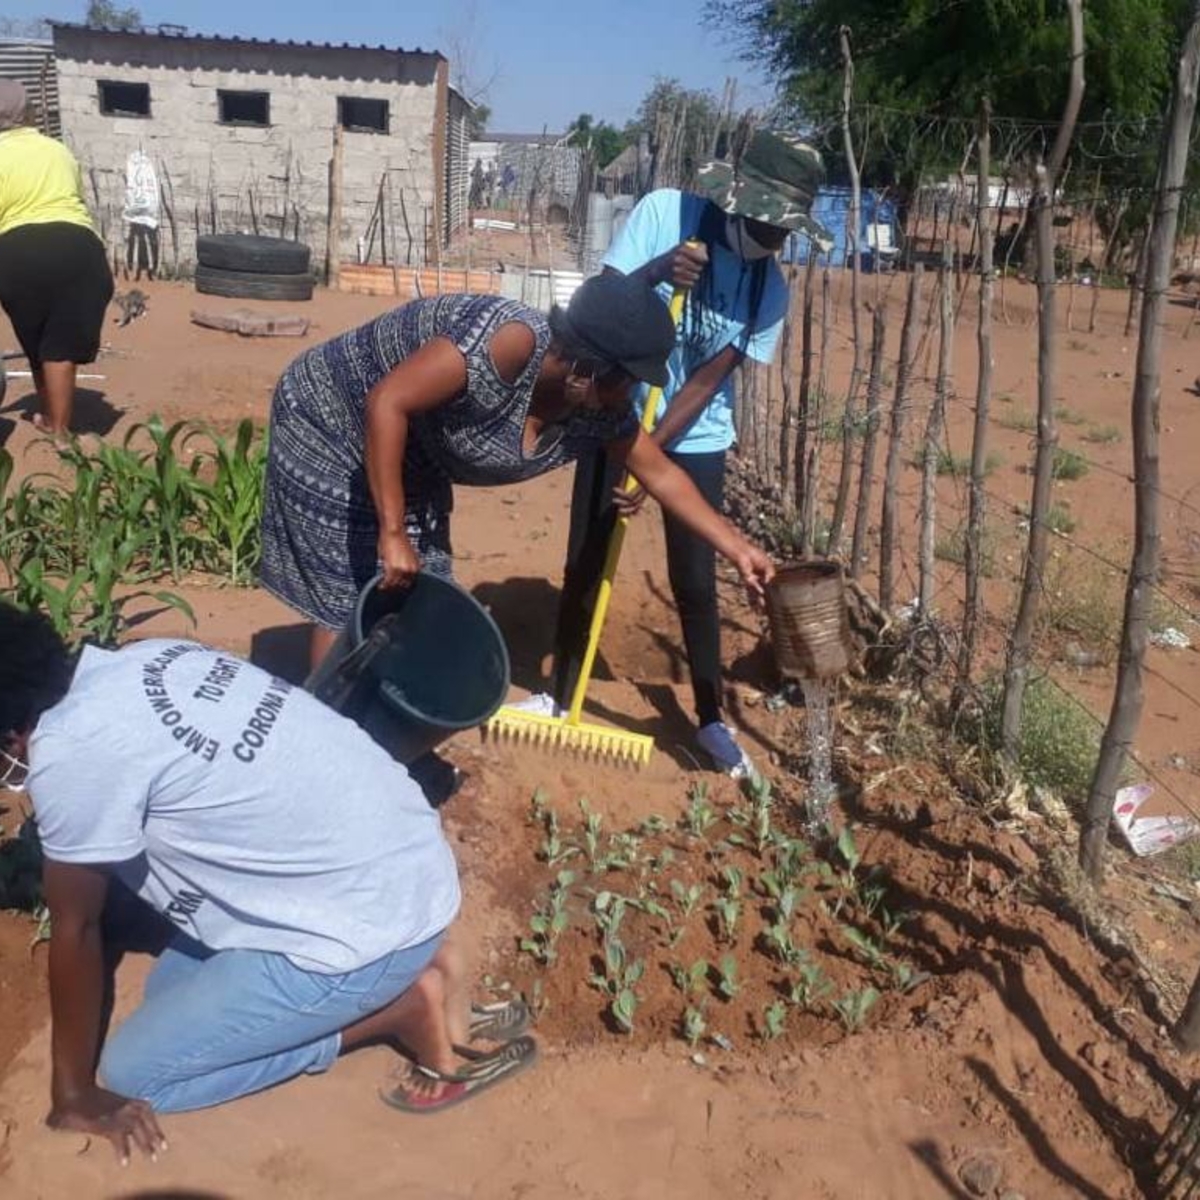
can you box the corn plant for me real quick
[126,417,209,579]
[833,986,881,1033]
[748,774,774,853]
[189,419,267,585]
[761,1000,788,1041]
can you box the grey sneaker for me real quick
[696,721,757,781]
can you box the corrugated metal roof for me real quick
[0,38,60,137]
[485,132,569,146]
[49,21,444,61]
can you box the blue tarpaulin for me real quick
[784,187,900,269]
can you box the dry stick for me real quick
[325,126,343,287]
[1124,220,1151,337]
[850,305,887,578]
[387,175,401,297]
[762,362,775,480]
[806,269,833,552]
[955,100,996,707]
[879,265,924,612]
[1082,0,1200,898]
[796,255,819,545]
[1000,0,1085,763]
[918,248,954,618]
[829,25,865,559]
[778,264,798,512]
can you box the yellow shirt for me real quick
[0,127,95,238]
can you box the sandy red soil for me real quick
[1,274,1199,1197]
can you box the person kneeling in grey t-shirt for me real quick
[0,600,536,1162]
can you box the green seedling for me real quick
[683,1004,708,1048]
[764,921,805,968]
[761,1000,788,1041]
[714,895,742,944]
[720,865,744,898]
[841,925,888,970]
[520,870,576,965]
[891,961,930,993]
[777,885,802,923]
[833,986,881,1033]
[790,959,835,1010]
[716,953,740,1000]
[670,878,705,919]
[684,782,717,837]
[670,958,710,998]
[578,798,604,866]
[589,931,645,1034]
[879,906,911,942]
[639,814,670,835]
[533,798,577,867]
[835,827,861,872]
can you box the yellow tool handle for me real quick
[566,276,691,727]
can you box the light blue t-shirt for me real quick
[602,188,790,454]
[28,641,460,974]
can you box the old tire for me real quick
[195,234,311,275]
[194,265,314,302]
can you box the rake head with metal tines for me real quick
[1154,1082,1200,1199]
[484,707,653,768]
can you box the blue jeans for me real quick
[99,932,443,1113]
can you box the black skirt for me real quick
[0,221,114,367]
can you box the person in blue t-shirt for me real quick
[527,129,831,777]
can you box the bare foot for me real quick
[30,413,70,441]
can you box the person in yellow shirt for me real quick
[0,81,113,435]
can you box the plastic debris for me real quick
[1151,627,1192,650]
[1113,783,1200,856]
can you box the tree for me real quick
[467,102,491,140]
[704,0,1189,203]
[566,113,628,168]
[85,1,143,30]
[625,78,724,190]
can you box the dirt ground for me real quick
[1,275,1200,1198]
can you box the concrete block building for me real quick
[50,22,472,274]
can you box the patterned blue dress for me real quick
[259,295,636,630]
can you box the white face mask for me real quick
[725,215,780,262]
[0,748,29,793]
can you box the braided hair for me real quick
[0,602,76,737]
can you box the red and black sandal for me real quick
[380,1035,539,1115]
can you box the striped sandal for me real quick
[380,1036,538,1114]
[466,998,531,1045]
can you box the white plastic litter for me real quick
[1150,627,1192,650]
[1112,783,1200,856]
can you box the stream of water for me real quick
[801,678,836,833]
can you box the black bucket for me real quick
[305,572,510,764]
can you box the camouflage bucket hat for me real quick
[695,129,833,251]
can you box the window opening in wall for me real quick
[98,80,151,117]
[218,90,270,127]
[337,96,389,134]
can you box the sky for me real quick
[5,0,774,131]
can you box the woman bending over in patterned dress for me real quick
[259,272,775,671]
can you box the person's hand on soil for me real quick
[611,481,648,517]
[654,241,708,290]
[48,1085,167,1164]
[378,529,421,589]
[731,542,775,604]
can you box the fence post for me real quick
[879,265,923,612]
[918,246,953,618]
[956,98,995,706]
[1001,0,1085,761]
[851,305,887,578]
[1082,0,1200,893]
[829,25,865,558]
